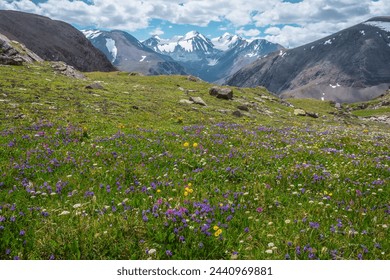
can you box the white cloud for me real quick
[236,28,261,37]
[150,27,164,36]
[0,0,387,47]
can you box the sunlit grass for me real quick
[0,63,388,260]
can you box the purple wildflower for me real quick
[309,222,320,229]
[256,207,263,213]
[165,250,173,257]
[19,230,25,236]
[84,191,94,198]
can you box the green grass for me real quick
[351,107,390,117]
[0,63,389,260]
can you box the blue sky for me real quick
[1,0,389,47]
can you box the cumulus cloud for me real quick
[236,28,261,37]
[150,27,164,36]
[0,0,387,47]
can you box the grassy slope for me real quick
[0,63,389,260]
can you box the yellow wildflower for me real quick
[184,191,189,196]
[185,187,193,194]
[193,143,198,148]
[157,189,161,193]
[183,142,190,148]
[214,229,222,237]
[213,225,219,231]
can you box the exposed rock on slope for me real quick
[0,10,115,72]
[0,33,43,65]
[227,17,390,103]
[83,30,187,75]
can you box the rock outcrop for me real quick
[0,33,43,65]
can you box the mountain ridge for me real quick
[82,29,187,75]
[226,16,390,103]
[142,31,283,82]
[0,10,115,72]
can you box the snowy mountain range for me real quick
[82,30,186,75]
[142,31,283,82]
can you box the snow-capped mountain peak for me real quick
[182,31,200,41]
[143,30,215,57]
[212,33,244,51]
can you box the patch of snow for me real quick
[158,42,177,53]
[364,21,390,32]
[311,46,315,50]
[179,40,194,52]
[329,83,341,89]
[360,30,366,36]
[140,56,147,62]
[82,30,102,40]
[324,39,332,45]
[105,39,117,63]
[245,53,257,58]
[207,58,219,66]
[279,50,287,57]
[321,97,325,101]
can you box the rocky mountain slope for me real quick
[143,32,282,83]
[83,30,186,75]
[0,10,115,72]
[227,17,390,103]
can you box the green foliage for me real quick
[0,63,388,260]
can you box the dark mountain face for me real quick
[84,30,187,75]
[227,17,390,103]
[0,10,115,72]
